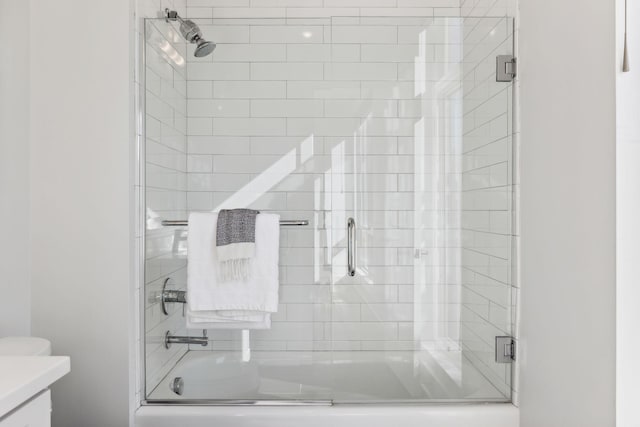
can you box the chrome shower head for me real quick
[194,39,216,57]
[165,9,216,58]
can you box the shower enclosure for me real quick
[139,13,516,405]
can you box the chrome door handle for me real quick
[347,217,356,277]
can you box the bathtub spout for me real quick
[164,330,208,349]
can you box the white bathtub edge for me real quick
[135,403,519,427]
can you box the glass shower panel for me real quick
[328,16,514,402]
[459,17,515,399]
[142,18,189,397]
[142,14,515,404]
[143,17,333,402]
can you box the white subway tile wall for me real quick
[460,0,516,17]
[185,0,462,20]
[180,13,512,394]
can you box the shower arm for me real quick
[163,8,217,57]
[165,8,185,24]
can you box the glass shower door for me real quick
[329,16,515,402]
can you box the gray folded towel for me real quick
[216,209,260,281]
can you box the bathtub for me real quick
[136,351,519,427]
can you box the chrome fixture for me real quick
[165,9,216,57]
[495,336,516,363]
[347,217,356,277]
[170,377,184,396]
[496,55,517,82]
[161,278,187,315]
[161,219,309,227]
[164,330,208,349]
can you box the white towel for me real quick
[186,211,280,330]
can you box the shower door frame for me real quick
[137,15,519,407]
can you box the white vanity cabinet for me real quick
[0,390,51,427]
[0,357,69,427]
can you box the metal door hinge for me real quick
[496,55,517,82]
[495,336,516,363]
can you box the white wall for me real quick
[29,0,133,425]
[616,0,640,425]
[0,0,31,337]
[519,0,616,426]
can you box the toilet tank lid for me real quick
[0,337,52,356]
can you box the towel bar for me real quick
[161,219,308,227]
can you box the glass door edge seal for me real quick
[143,400,333,406]
[142,398,511,406]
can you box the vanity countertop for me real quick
[0,356,70,418]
